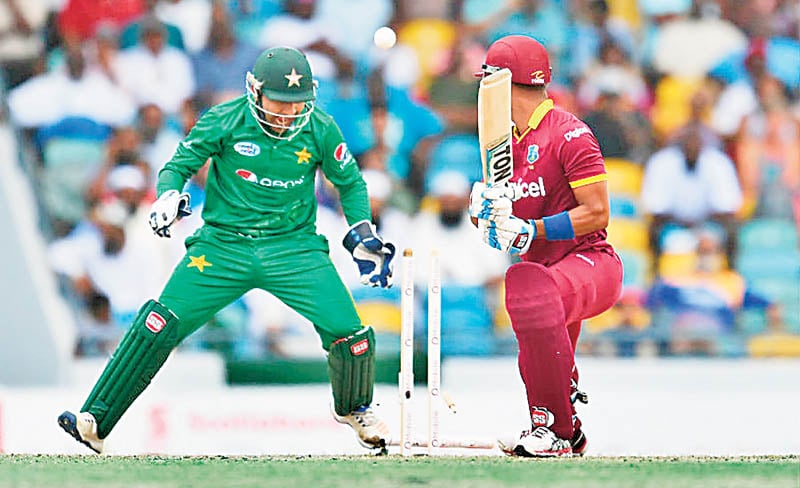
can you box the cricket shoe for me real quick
[332,405,390,449]
[58,411,104,454]
[500,427,573,458]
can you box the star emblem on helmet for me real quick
[285,68,303,87]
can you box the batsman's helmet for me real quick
[246,46,316,139]
[479,35,551,85]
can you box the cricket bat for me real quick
[478,68,513,187]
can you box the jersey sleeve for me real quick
[319,120,371,226]
[558,121,607,189]
[156,107,226,196]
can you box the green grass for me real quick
[0,455,797,488]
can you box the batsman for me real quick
[472,35,623,457]
[58,46,395,453]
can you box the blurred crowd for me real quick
[1,0,799,360]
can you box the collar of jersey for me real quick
[513,98,554,142]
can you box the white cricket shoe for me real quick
[499,427,572,458]
[332,405,390,449]
[58,411,104,454]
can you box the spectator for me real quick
[7,45,136,129]
[709,38,768,144]
[227,0,283,46]
[48,198,168,324]
[428,39,483,135]
[191,3,261,107]
[57,0,145,46]
[647,229,770,356]
[114,15,195,114]
[576,40,649,114]
[649,0,747,79]
[666,88,723,149]
[258,0,354,82]
[86,126,150,205]
[410,170,509,356]
[74,292,123,357]
[152,0,212,53]
[582,87,653,163]
[136,103,183,181]
[641,122,742,267]
[597,288,651,357]
[410,170,508,289]
[569,0,636,83]
[118,0,186,51]
[735,75,800,221]
[0,0,47,89]
[462,0,571,84]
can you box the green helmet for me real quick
[246,46,316,139]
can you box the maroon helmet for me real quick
[478,35,552,85]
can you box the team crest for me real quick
[285,68,303,87]
[526,144,540,167]
[234,141,261,157]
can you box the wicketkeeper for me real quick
[58,46,395,453]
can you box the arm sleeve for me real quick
[156,108,225,197]
[319,121,371,226]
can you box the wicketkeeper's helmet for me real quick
[478,35,552,86]
[246,46,316,139]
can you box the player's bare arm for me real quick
[539,180,610,239]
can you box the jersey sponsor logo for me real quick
[333,142,355,169]
[526,144,540,166]
[236,169,258,183]
[564,126,591,142]
[234,141,261,157]
[350,339,370,356]
[235,169,307,188]
[259,175,306,188]
[509,176,546,201]
[145,312,166,334]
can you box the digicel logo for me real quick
[236,169,258,182]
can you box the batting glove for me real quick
[148,189,192,238]
[343,220,396,288]
[479,215,536,255]
[469,182,515,222]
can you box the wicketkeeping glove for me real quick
[468,182,515,222]
[479,215,536,255]
[343,220,396,288]
[148,189,192,238]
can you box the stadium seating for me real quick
[396,18,457,95]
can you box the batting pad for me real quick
[82,299,179,438]
[328,326,375,416]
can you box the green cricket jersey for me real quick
[157,95,370,235]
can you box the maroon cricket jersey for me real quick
[509,99,614,266]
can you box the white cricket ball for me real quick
[373,26,397,50]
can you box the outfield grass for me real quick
[0,455,797,488]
